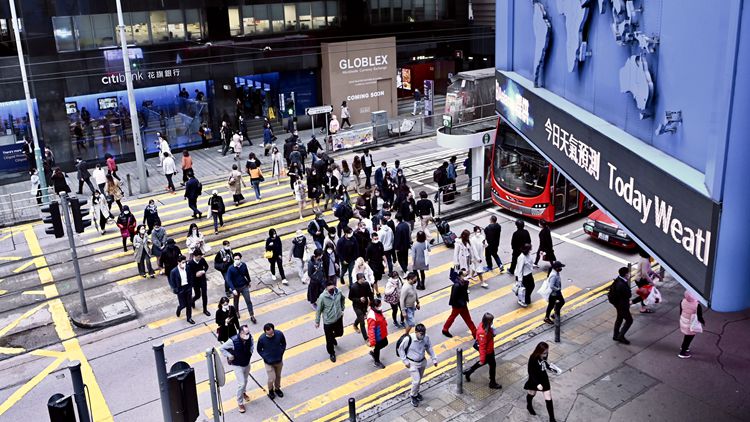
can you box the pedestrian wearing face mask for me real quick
[442,268,477,339]
[349,273,374,343]
[514,243,535,307]
[150,220,167,274]
[336,227,359,286]
[308,211,329,250]
[168,255,195,324]
[142,200,160,235]
[219,325,254,414]
[367,298,389,369]
[366,232,386,296]
[133,224,156,278]
[307,249,326,307]
[398,323,437,408]
[208,190,226,235]
[265,228,287,285]
[257,323,287,399]
[161,238,181,277]
[116,205,137,252]
[323,169,339,210]
[315,280,346,362]
[187,249,210,316]
[186,223,209,259]
[400,271,421,335]
[214,241,233,296]
[463,312,502,389]
[323,241,340,285]
[215,296,240,343]
[289,230,309,283]
[524,342,558,422]
[470,226,488,288]
[225,253,257,324]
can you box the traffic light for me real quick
[42,201,64,238]
[69,197,91,234]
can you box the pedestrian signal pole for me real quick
[59,192,88,314]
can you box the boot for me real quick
[526,394,536,415]
[545,399,556,422]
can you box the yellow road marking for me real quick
[12,260,35,273]
[0,233,12,242]
[0,356,66,415]
[0,302,48,338]
[20,228,114,421]
[0,347,24,355]
[317,283,611,422]
[30,349,67,358]
[21,290,46,296]
[0,290,6,295]
[0,256,22,261]
[147,287,275,329]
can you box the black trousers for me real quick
[78,178,96,195]
[166,174,175,191]
[177,288,192,320]
[509,249,521,274]
[353,307,368,340]
[680,335,695,354]
[522,274,535,304]
[363,167,372,189]
[372,338,389,363]
[485,246,502,270]
[324,317,344,355]
[396,249,409,273]
[390,303,403,324]
[613,305,633,339]
[192,280,208,312]
[268,256,286,279]
[545,293,565,318]
[466,353,497,383]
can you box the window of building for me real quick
[52,16,76,52]
[424,0,436,20]
[131,11,150,45]
[150,11,169,42]
[242,5,256,34]
[185,8,202,40]
[392,0,403,22]
[228,7,241,36]
[270,4,284,32]
[370,0,380,25]
[412,0,425,21]
[297,3,312,30]
[327,1,339,26]
[74,15,95,49]
[167,10,185,40]
[283,4,297,31]
[311,2,326,29]
[92,13,115,48]
[255,5,271,33]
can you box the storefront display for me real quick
[331,126,374,151]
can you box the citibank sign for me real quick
[338,55,389,70]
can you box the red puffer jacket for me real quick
[476,324,495,364]
[366,307,388,347]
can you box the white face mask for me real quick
[233,260,241,267]
[326,248,333,254]
[416,333,425,341]
[222,304,229,311]
[224,246,230,251]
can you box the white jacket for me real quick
[378,225,394,251]
[453,241,474,271]
[162,156,176,175]
[469,233,486,263]
[92,168,107,185]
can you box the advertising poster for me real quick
[423,79,434,126]
[332,126,374,151]
[0,142,28,172]
[401,68,412,90]
[495,70,721,301]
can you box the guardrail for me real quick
[0,186,55,226]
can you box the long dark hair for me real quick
[460,229,471,245]
[187,223,200,238]
[481,312,494,333]
[530,341,549,360]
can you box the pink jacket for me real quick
[679,291,700,335]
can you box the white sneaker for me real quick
[281,279,288,285]
[481,282,489,288]
[271,275,277,281]
[517,299,528,307]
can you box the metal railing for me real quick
[0,185,55,226]
[435,175,487,216]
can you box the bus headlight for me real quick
[616,229,627,238]
[532,203,548,209]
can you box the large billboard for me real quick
[495,70,721,302]
[321,37,398,125]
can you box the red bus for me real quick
[489,122,591,222]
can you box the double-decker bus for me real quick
[489,121,590,222]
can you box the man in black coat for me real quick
[168,255,195,324]
[214,240,233,296]
[184,173,203,218]
[508,219,531,274]
[336,228,359,286]
[361,148,375,189]
[610,267,634,344]
[441,269,476,338]
[348,273,374,341]
[187,249,211,317]
[353,220,371,260]
[393,213,412,274]
[535,220,556,273]
[322,170,339,210]
[308,211,329,250]
[75,157,96,195]
[484,215,503,271]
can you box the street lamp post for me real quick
[115,0,149,194]
[8,0,48,200]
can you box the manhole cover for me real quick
[101,300,133,319]
[579,365,659,411]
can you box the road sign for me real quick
[443,115,453,128]
[482,133,491,144]
[306,105,333,116]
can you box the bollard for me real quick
[68,361,91,422]
[456,348,464,394]
[126,174,133,196]
[554,300,561,343]
[348,397,357,421]
[153,343,173,422]
[206,348,221,422]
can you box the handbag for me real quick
[537,278,552,301]
[689,314,703,333]
[263,250,274,259]
[423,248,430,267]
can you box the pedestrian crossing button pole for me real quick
[153,343,173,422]
[205,348,224,422]
[554,300,561,343]
[348,397,356,421]
[456,347,464,394]
[69,360,92,422]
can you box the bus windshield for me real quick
[494,129,549,197]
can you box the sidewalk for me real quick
[362,277,750,422]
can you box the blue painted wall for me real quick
[496,0,750,311]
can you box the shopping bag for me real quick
[423,249,430,267]
[689,314,703,333]
[516,285,526,302]
[537,278,552,301]
[644,287,662,306]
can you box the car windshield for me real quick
[494,130,549,197]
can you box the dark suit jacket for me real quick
[168,266,192,293]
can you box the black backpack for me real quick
[395,333,412,357]
[607,280,617,304]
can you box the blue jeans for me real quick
[212,213,223,231]
[251,180,261,199]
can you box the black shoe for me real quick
[333,339,338,346]
[411,396,419,407]
[274,389,284,398]
[613,336,619,341]
[330,354,336,363]
[463,370,471,382]
[176,307,181,317]
[617,337,631,345]
[373,361,385,369]
[415,393,423,402]
[203,310,211,317]
[544,318,554,325]
[268,390,275,400]
[442,330,453,338]
[489,382,502,389]
[187,318,195,324]
[250,316,257,324]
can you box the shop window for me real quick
[270,4,284,32]
[403,0,414,22]
[370,0,380,25]
[185,9,203,40]
[167,10,185,40]
[114,12,134,45]
[254,5,271,33]
[0,19,8,41]
[52,16,76,52]
[92,13,115,47]
[298,3,312,30]
[311,2,326,29]
[150,10,169,43]
[131,12,151,45]
[381,1,392,22]
[75,15,95,50]
[424,1,436,20]
[438,0,449,19]
[283,4,297,31]
[413,0,425,21]
[392,0,403,22]
[242,5,255,34]
[228,7,241,36]
[327,1,339,26]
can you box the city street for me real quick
[0,135,639,421]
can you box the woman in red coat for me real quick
[366,298,389,369]
[463,312,501,389]
[115,205,137,252]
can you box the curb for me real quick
[69,298,138,329]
